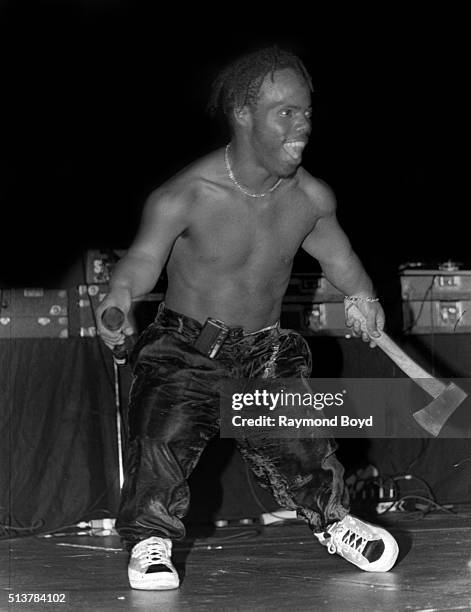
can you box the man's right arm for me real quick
[96,187,189,347]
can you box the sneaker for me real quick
[315,514,399,572]
[128,537,179,590]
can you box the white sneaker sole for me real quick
[128,567,180,590]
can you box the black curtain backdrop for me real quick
[0,338,120,535]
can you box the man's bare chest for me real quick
[180,198,317,266]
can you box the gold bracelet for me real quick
[344,296,379,302]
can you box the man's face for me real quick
[246,68,312,177]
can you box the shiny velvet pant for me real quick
[116,304,349,549]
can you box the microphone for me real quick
[101,306,130,365]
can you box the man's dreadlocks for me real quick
[208,46,313,119]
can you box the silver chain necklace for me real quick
[224,144,282,198]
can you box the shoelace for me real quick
[327,524,368,559]
[132,541,170,570]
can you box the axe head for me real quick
[413,382,468,437]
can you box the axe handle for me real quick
[349,304,446,399]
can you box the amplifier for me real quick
[403,300,471,334]
[68,285,164,337]
[0,289,68,338]
[68,284,109,337]
[285,273,344,303]
[281,302,349,337]
[400,269,471,302]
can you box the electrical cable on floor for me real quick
[386,495,457,517]
[349,470,442,516]
[0,519,45,538]
[369,471,471,518]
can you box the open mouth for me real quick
[283,141,306,161]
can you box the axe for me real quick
[348,304,467,436]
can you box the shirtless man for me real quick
[97,46,399,590]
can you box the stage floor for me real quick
[2,510,471,611]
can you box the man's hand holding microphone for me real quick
[96,287,135,365]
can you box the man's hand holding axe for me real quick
[344,296,467,437]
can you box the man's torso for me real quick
[163,150,324,332]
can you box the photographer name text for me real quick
[231,415,373,429]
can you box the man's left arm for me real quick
[301,189,383,345]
